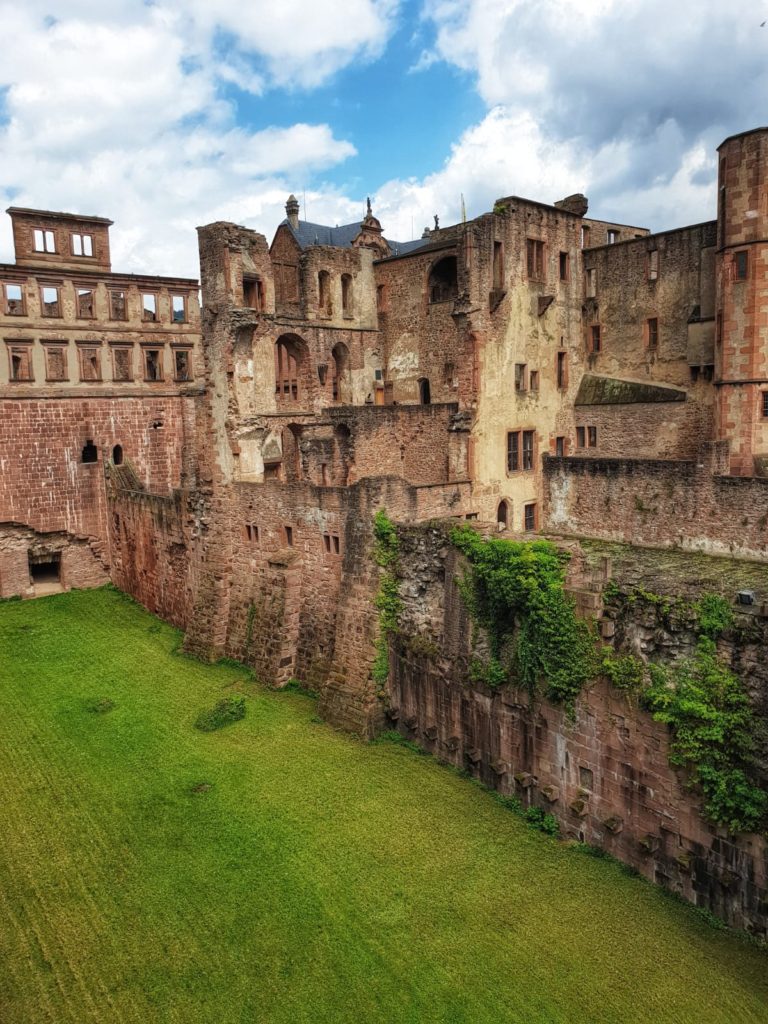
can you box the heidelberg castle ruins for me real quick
[2,126,768,932]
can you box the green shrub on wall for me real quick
[372,510,403,687]
[450,527,597,709]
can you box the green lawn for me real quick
[0,589,766,1024]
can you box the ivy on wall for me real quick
[450,527,597,709]
[372,510,403,687]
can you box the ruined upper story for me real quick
[0,208,202,392]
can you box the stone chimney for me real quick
[285,194,300,230]
[554,193,589,218]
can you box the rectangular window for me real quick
[323,533,341,556]
[524,503,537,532]
[522,430,535,470]
[33,229,56,253]
[555,436,565,457]
[735,251,748,280]
[526,238,544,280]
[4,283,25,315]
[142,293,157,322]
[264,462,282,481]
[591,325,602,353]
[376,284,387,312]
[607,229,619,244]
[79,346,101,382]
[586,268,597,298]
[174,349,191,381]
[77,288,94,319]
[144,348,163,381]
[109,289,127,321]
[559,251,569,281]
[112,347,133,382]
[40,285,60,317]
[648,249,659,281]
[529,370,539,392]
[8,344,33,381]
[171,294,186,323]
[588,426,597,448]
[245,524,260,545]
[716,311,723,345]
[492,241,504,290]
[647,317,659,350]
[243,276,263,310]
[71,233,93,257]
[284,525,294,547]
[515,363,527,392]
[43,345,67,381]
[556,351,567,389]
[581,225,590,249]
[506,431,519,472]
[762,393,768,418]
[577,426,586,448]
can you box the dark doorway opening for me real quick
[418,377,431,405]
[81,440,98,463]
[28,551,62,592]
[112,444,123,465]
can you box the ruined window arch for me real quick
[81,440,97,464]
[112,444,123,465]
[331,342,351,403]
[274,334,309,405]
[341,273,352,315]
[428,256,458,303]
[317,270,331,313]
[497,500,509,530]
[418,377,431,405]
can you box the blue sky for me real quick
[0,1,766,276]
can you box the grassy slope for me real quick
[0,588,766,1024]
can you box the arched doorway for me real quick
[497,500,509,531]
[112,444,123,465]
[331,342,351,403]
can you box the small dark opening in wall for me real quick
[112,444,123,465]
[81,440,97,463]
[284,526,294,546]
[418,377,431,405]
[28,551,61,585]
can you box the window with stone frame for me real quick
[245,523,260,545]
[341,274,352,315]
[556,350,568,389]
[142,293,158,322]
[144,348,163,381]
[735,250,749,280]
[647,317,659,351]
[79,346,101,382]
[8,343,33,381]
[590,324,602,353]
[44,345,68,381]
[648,249,659,281]
[40,285,61,317]
[109,289,127,320]
[112,347,133,382]
[174,348,191,381]
[171,294,186,323]
[559,251,570,281]
[762,392,768,419]
[77,288,95,319]
[33,228,56,253]
[524,502,537,531]
[71,233,93,257]
[555,435,566,456]
[4,282,25,315]
[526,238,545,280]
[588,425,598,448]
[576,426,586,448]
[586,268,597,298]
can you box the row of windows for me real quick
[524,240,571,284]
[32,228,95,258]
[587,318,659,354]
[1,281,190,323]
[317,270,354,316]
[496,499,538,532]
[506,427,598,472]
[243,522,342,555]
[5,341,192,383]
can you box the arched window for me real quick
[418,377,431,405]
[275,335,308,405]
[112,444,123,465]
[497,500,509,530]
[318,270,331,313]
[331,342,350,403]
[428,256,458,303]
[341,274,352,315]
[81,440,97,464]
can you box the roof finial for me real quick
[434,214,439,230]
[366,196,372,217]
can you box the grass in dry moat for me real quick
[0,587,766,1024]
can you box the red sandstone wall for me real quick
[573,398,714,460]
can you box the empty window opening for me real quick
[81,440,98,463]
[171,294,186,323]
[80,347,101,381]
[284,526,294,547]
[5,283,24,315]
[112,444,123,465]
[496,500,508,529]
[317,270,331,313]
[275,338,303,402]
[529,370,539,392]
[9,345,32,381]
[376,284,387,312]
[588,426,597,448]
[243,276,264,310]
[586,268,597,298]
[113,347,132,381]
[264,462,282,481]
[428,256,458,303]
[28,551,61,588]
[577,426,586,448]
[591,325,602,353]
[71,233,93,257]
[607,229,619,244]
[648,249,659,281]
[33,229,55,253]
[245,523,260,545]
[556,351,567,389]
[142,293,157,321]
[418,377,431,405]
[555,436,566,457]
[41,286,60,317]
[331,342,350,403]
[515,363,527,392]
[151,420,164,430]
[323,533,341,555]
[522,430,535,470]
[507,431,520,472]
[174,349,191,381]
[110,290,127,320]
[526,239,545,280]
[579,766,594,790]
[492,241,504,291]
[45,346,67,381]
[341,273,352,315]
[581,225,590,248]
[762,392,768,418]
[716,311,723,345]
[559,251,569,281]
[647,317,659,350]
[77,289,94,318]
[320,463,328,486]
[524,503,537,532]
[735,251,749,280]
[144,349,162,381]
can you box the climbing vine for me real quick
[372,510,403,687]
[450,527,597,708]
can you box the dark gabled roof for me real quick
[278,218,430,257]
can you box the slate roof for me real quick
[278,219,430,257]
